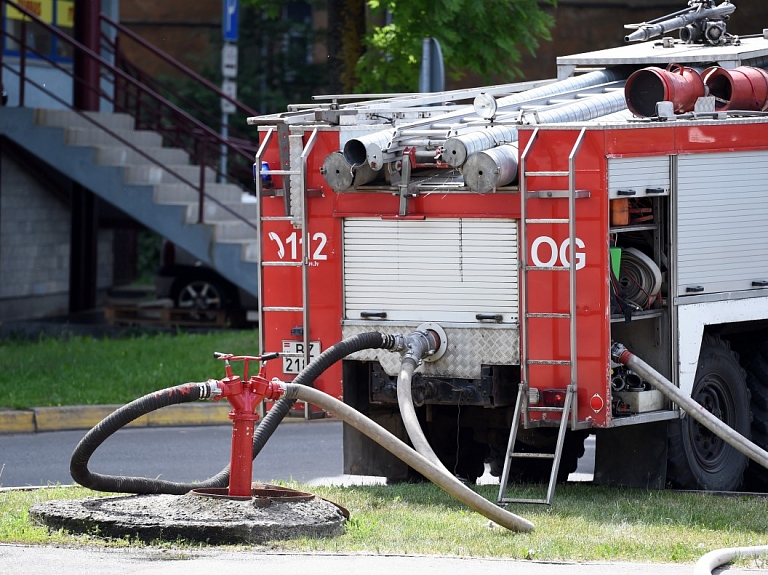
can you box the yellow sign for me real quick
[56,0,73,28]
[6,0,54,24]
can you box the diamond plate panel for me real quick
[342,323,519,379]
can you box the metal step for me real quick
[498,385,575,506]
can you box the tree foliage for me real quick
[240,0,556,95]
[358,0,556,93]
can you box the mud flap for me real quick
[593,421,667,488]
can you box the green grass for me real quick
[0,331,259,409]
[2,483,767,566]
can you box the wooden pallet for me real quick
[104,303,227,327]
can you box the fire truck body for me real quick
[250,27,768,492]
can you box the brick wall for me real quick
[0,152,113,322]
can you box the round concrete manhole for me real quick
[30,486,346,544]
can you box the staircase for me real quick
[0,0,263,308]
[0,106,259,298]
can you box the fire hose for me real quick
[70,331,404,495]
[70,331,534,532]
[611,342,768,575]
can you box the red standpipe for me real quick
[213,353,284,498]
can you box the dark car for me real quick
[155,241,258,324]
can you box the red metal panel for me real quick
[605,127,674,157]
[675,122,768,153]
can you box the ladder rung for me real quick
[532,190,590,199]
[525,170,568,177]
[262,261,303,267]
[263,306,303,312]
[526,313,570,319]
[499,498,550,506]
[510,452,555,460]
[527,359,571,365]
[261,216,294,222]
[525,218,570,224]
[529,406,566,413]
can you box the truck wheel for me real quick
[739,340,768,491]
[667,335,750,491]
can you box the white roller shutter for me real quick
[677,150,768,295]
[343,218,518,323]
[608,156,670,198]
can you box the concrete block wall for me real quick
[0,151,113,322]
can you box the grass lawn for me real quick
[0,330,259,409]
[1,482,767,567]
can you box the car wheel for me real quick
[173,278,227,321]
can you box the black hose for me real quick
[249,331,395,462]
[70,331,398,494]
[70,382,212,494]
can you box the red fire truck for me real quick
[248,1,768,501]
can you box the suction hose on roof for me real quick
[70,332,400,495]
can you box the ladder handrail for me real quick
[518,128,540,428]
[255,128,276,361]
[567,128,588,427]
[300,129,320,396]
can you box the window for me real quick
[4,0,74,62]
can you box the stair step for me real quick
[213,220,259,241]
[185,201,259,223]
[65,126,163,148]
[154,183,245,204]
[124,164,216,185]
[94,146,190,167]
[35,109,135,131]
[239,241,260,263]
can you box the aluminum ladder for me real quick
[497,127,587,505]
[255,127,318,419]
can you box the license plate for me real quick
[282,340,321,374]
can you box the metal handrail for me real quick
[0,0,257,232]
[100,13,258,118]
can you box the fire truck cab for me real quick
[248,5,768,498]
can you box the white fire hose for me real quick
[280,382,535,533]
[611,342,768,574]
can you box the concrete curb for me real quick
[0,403,330,434]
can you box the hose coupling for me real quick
[381,332,407,353]
[198,379,223,400]
[610,341,632,365]
[402,329,441,364]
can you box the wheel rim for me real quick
[688,373,734,473]
[177,281,222,320]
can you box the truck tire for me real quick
[667,335,750,491]
[739,340,768,491]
